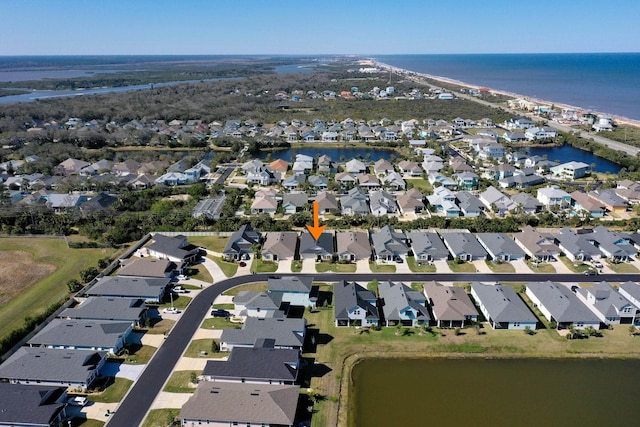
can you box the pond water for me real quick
[527,144,621,174]
[258,146,397,163]
[274,63,316,74]
[351,358,640,427]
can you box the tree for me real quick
[67,279,82,293]
[79,267,98,283]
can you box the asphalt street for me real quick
[107,272,639,426]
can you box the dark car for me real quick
[239,261,247,267]
[211,309,231,318]
[584,270,598,276]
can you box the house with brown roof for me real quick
[261,232,297,262]
[336,230,371,262]
[315,191,339,214]
[117,258,177,278]
[397,189,425,215]
[269,159,289,173]
[423,281,479,327]
[513,225,560,262]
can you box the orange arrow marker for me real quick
[306,200,326,241]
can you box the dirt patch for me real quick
[0,251,56,305]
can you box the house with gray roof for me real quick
[423,281,478,327]
[192,196,226,219]
[86,276,170,303]
[479,186,517,216]
[345,158,367,174]
[406,230,449,261]
[202,347,299,385]
[117,258,176,278]
[219,317,306,351]
[555,227,603,263]
[378,281,430,327]
[0,383,67,427]
[315,191,339,214]
[333,280,379,327]
[336,230,372,262]
[223,224,261,261]
[589,189,630,213]
[180,382,299,427]
[261,231,297,262]
[576,282,637,325]
[513,225,560,262]
[369,189,397,216]
[0,348,107,391]
[476,233,526,261]
[511,192,543,214]
[470,283,537,330]
[373,158,395,176]
[441,232,488,261]
[588,226,637,262]
[28,319,132,354]
[427,186,460,217]
[371,225,409,262]
[525,281,600,330]
[268,276,317,308]
[145,233,200,264]
[381,171,406,191]
[232,292,284,319]
[619,281,640,312]
[60,297,147,326]
[299,231,335,261]
[339,187,369,215]
[281,192,308,214]
[455,191,484,217]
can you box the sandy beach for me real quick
[363,59,640,129]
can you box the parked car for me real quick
[173,285,189,293]
[394,256,404,264]
[176,274,189,281]
[211,309,231,318]
[163,307,180,314]
[238,261,247,267]
[593,262,603,269]
[68,396,88,406]
[584,270,598,276]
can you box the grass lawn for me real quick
[559,256,591,273]
[201,317,241,329]
[187,236,229,253]
[448,261,477,273]
[212,256,238,277]
[163,370,199,393]
[407,256,436,273]
[184,339,228,358]
[159,295,192,310]
[88,377,133,403]
[251,258,278,273]
[212,303,234,310]
[0,237,118,346]
[142,318,175,335]
[369,262,396,273]
[141,409,181,427]
[405,178,433,193]
[316,263,357,273]
[527,260,556,273]
[292,260,303,272]
[607,262,639,273]
[223,282,267,296]
[485,260,515,273]
[109,344,156,365]
[186,263,213,283]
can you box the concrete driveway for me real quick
[433,259,452,273]
[101,362,146,381]
[510,259,532,273]
[395,257,412,273]
[552,259,574,274]
[356,258,371,273]
[275,261,291,273]
[201,253,228,284]
[300,258,316,273]
[474,260,493,274]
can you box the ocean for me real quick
[374,53,640,121]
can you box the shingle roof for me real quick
[117,258,173,277]
[333,280,379,321]
[526,281,600,324]
[87,276,170,299]
[0,383,66,426]
[223,225,261,256]
[28,319,130,349]
[268,276,313,293]
[471,283,537,324]
[60,297,146,322]
[378,281,430,322]
[406,231,449,259]
[262,232,297,259]
[220,318,306,349]
[299,231,335,256]
[577,282,635,318]
[442,232,488,258]
[423,281,478,322]
[371,226,408,257]
[202,347,298,383]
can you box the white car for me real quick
[162,307,180,314]
[176,274,189,281]
[173,286,188,293]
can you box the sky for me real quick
[1,0,639,55]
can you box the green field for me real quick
[141,409,181,427]
[0,237,119,347]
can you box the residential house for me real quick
[525,281,601,330]
[576,282,637,325]
[478,142,506,160]
[356,173,381,190]
[555,227,603,263]
[335,172,356,188]
[299,231,335,261]
[381,171,406,191]
[223,224,261,261]
[550,161,590,179]
[455,191,484,217]
[317,155,336,173]
[28,319,132,354]
[282,174,306,191]
[118,258,177,278]
[315,191,339,214]
[268,276,317,308]
[588,226,637,262]
[570,191,606,217]
[339,187,369,216]
[406,230,450,261]
[453,171,478,190]
[470,282,538,330]
[192,196,226,219]
[369,189,397,216]
[479,186,517,216]
[525,126,558,140]
[345,158,367,174]
[378,281,430,327]
[397,160,423,176]
[144,233,200,264]
[113,159,142,177]
[86,276,170,303]
[427,186,460,217]
[476,233,526,261]
[618,282,640,313]
[0,383,68,427]
[333,280,379,327]
[46,194,87,211]
[219,317,306,351]
[261,232,298,262]
[537,186,571,208]
[441,232,488,261]
[201,347,300,384]
[232,292,283,319]
[282,192,308,214]
[428,173,457,189]
[483,164,515,181]
[308,175,329,191]
[588,189,628,212]
[336,230,372,262]
[60,297,147,327]
[269,159,289,174]
[0,348,107,391]
[180,382,299,427]
[370,225,409,262]
[397,189,425,215]
[513,225,561,262]
[251,191,278,215]
[374,159,395,176]
[54,158,91,175]
[423,281,479,327]
[502,131,527,142]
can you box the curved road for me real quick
[107,272,640,426]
